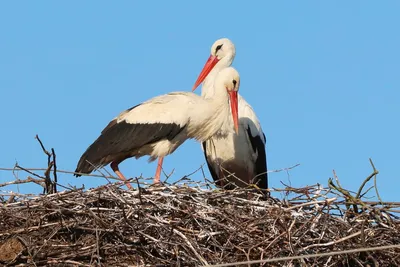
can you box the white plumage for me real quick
[108,92,235,160]
[192,38,268,189]
[75,67,240,189]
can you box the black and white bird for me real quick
[74,67,240,189]
[192,38,268,190]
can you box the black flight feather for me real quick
[246,126,268,189]
[75,104,186,176]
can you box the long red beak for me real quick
[228,91,239,134]
[192,55,219,91]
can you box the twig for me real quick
[173,228,209,266]
[285,198,337,211]
[14,164,45,180]
[355,158,379,199]
[34,135,58,194]
[299,230,364,251]
[0,176,45,188]
[52,148,58,190]
[205,244,400,267]
[35,134,51,164]
[268,163,301,173]
[369,158,383,205]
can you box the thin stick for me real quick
[355,158,379,199]
[206,244,400,267]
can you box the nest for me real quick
[1,137,399,266]
[1,175,400,266]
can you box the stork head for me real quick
[215,67,240,134]
[192,38,236,91]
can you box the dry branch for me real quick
[0,177,399,266]
[0,137,399,266]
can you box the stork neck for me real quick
[197,86,232,141]
[201,56,233,99]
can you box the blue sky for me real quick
[0,2,399,201]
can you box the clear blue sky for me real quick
[1,2,399,201]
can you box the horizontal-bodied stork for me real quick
[74,67,240,189]
[192,38,268,190]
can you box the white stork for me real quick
[74,67,240,189]
[192,38,268,190]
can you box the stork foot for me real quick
[110,162,133,190]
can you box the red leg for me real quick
[153,157,164,184]
[110,161,133,190]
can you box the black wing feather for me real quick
[202,141,222,187]
[75,105,185,176]
[246,127,268,189]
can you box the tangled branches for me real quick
[0,177,399,266]
[0,136,399,266]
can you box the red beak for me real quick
[228,91,239,134]
[192,55,220,91]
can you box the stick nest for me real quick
[1,138,399,266]
[1,178,400,266]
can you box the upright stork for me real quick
[74,67,241,189]
[192,38,268,190]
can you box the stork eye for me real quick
[232,79,237,86]
[215,44,223,53]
